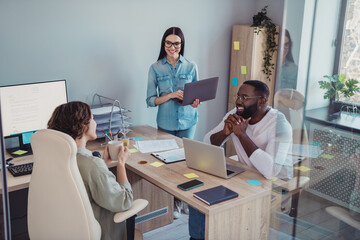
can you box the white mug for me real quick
[108,140,123,160]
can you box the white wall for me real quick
[0,0,284,140]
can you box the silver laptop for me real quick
[183,138,246,179]
[173,77,219,106]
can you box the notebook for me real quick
[183,138,246,179]
[193,185,238,205]
[172,77,219,106]
[151,148,185,164]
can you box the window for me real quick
[337,0,360,104]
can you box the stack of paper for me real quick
[134,139,179,153]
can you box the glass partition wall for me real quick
[270,0,360,239]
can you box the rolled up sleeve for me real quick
[146,66,158,107]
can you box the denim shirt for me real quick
[146,55,199,131]
[279,60,298,89]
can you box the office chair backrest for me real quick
[28,129,101,240]
[274,88,308,145]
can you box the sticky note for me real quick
[233,41,240,50]
[132,137,143,141]
[272,177,278,182]
[320,154,334,159]
[129,148,139,153]
[232,77,238,86]
[167,156,179,161]
[294,166,312,172]
[241,66,247,75]
[150,161,164,167]
[12,150,28,155]
[246,179,262,186]
[310,141,322,146]
[184,173,199,179]
[22,132,34,144]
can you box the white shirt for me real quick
[203,108,293,179]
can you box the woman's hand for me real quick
[117,145,130,167]
[191,99,201,108]
[168,90,184,100]
[102,145,112,167]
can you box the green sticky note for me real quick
[129,148,139,153]
[234,41,240,50]
[241,66,247,74]
[320,154,334,159]
[12,149,28,155]
[294,166,312,172]
[232,77,238,86]
[132,137,143,141]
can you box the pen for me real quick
[6,158,13,162]
[115,129,121,136]
[109,130,113,138]
[104,133,112,141]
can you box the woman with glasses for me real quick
[146,27,200,220]
[146,27,200,140]
[279,29,298,89]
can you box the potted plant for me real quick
[318,74,360,119]
[251,6,279,81]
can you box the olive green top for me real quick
[77,148,133,240]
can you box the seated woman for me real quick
[47,101,133,240]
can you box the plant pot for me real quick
[327,101,342,120]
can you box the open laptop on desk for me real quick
[172,77,219,106]
[183,138,245,179]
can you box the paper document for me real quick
[151,148,185,163]
[291,144,324,158]
[135,139,179,153]
[278,143,324,159]
[91,106,129,115]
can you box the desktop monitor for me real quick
[0,80,67,156]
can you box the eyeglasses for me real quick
[164,40,182,49]
[235,95,262,102]
[284,42,290,50]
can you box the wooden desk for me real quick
[2,125,272,240]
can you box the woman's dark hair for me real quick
[285,29,294,62]
[47,101,92,140]
[157,27,185,61]
[243,80,270,99]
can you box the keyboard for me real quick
[7,162,33,177]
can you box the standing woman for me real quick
[146,27,200,139]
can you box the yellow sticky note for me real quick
[150,161,164,167]
[12,149,28,155]
[233,41,240,50]
[241,66,247,74]
[320,154,334,159]
[294,166,312,172]
[184,173,199,179]
[129,148,139,153]
[272,177,278,182]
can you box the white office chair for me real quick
[28,129,148,240]
[326,206,360,230]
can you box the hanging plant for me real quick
[251,6,279,81]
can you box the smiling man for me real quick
[188,80,293,240]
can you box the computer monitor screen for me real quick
[0,80,67,153]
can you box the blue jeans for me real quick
[158,125,196,139]
[188,206,205,239]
